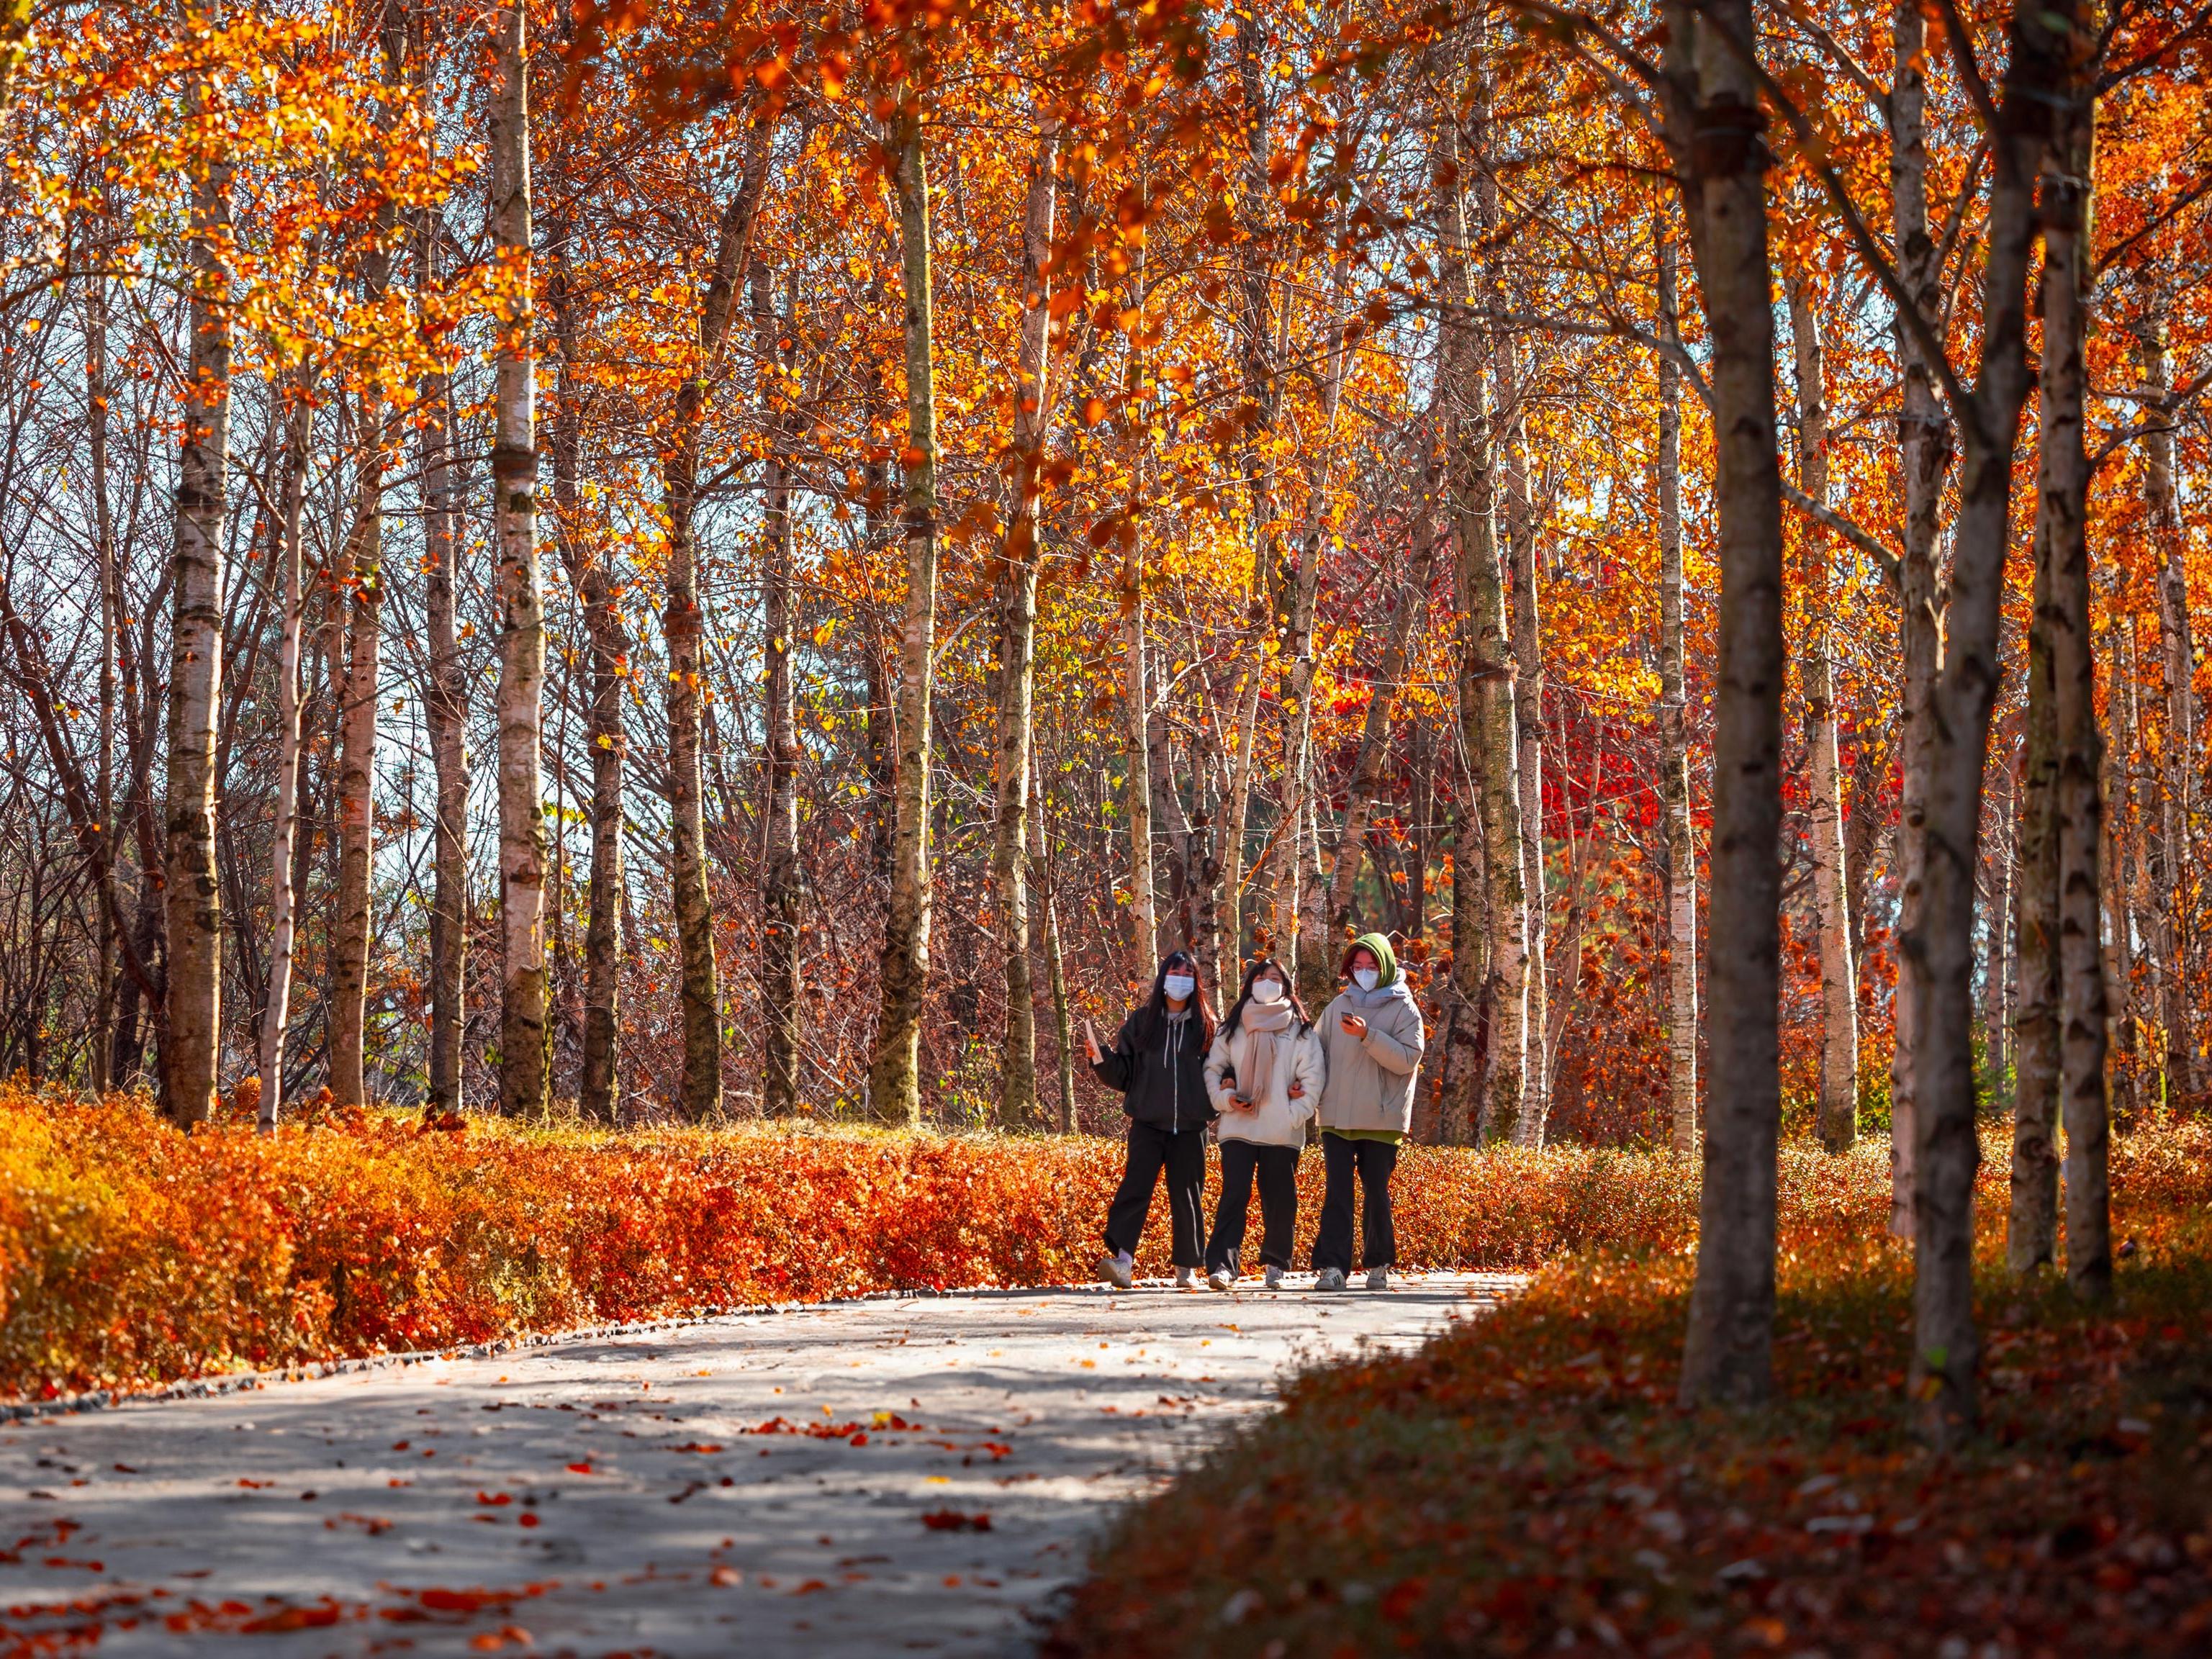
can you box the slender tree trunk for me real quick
[163,80,234,1129]
[1671,0,1787,1411]
[328,393,384,1106]
[987,119,1058,1129]
[1786,266,1859,1153]
[661,124,772,1121]
[489,0,548,1118]
[868,97,939,1126]
[1656,224,1699,1160]
[1437,63,1527,1146]
[259,369,313,1126]
[754,262,804,1118]
[2011,520,2060,1273]
[2039,85,2110,1301]
[2137,309,2197,1103]
[1886,0,1955,1240]
[1033,767,1078,1133]
[423,341,467,1114]
[547,253,626,1121]
[88,276,118,1098]
[1906,0,2072,1438]
[1501,374,1550,1149]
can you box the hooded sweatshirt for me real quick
[1315,932,1426,1136]
[1204,999,1325,1147]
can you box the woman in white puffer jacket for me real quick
[1200,958,1326,1290]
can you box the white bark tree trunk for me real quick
[489,0,548,1118]
[1656,223,1699,1160]
[258,369,313,1127]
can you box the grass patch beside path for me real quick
[1048,1121,2212,1658]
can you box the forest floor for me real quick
[0,1272,1519,1657]
[1048,1123,2212,1658]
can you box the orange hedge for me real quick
[4,1088,1885,1401]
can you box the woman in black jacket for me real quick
[1083,949,1217,1289]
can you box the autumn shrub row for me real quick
[0,1088,1880,1401]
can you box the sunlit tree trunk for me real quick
[423,331,467,1114]
[1436,58,1527,1147]
[1656,224,1698,1160]
[549,245,624,1121]
[489,0,548,1118]
[2137,309,2197,1103]
[2039,86,2110,1301]
[2011,512,2061,1274]
[329,394,385,1106]
[1785,269,1859,1153]
[88,276,118,1098]
[662,122,771,1122]
[868,96,938,1126]
[986,117,1058,1129]
[1886,0,1955,1239]
[163,75,235,1129]
[1501,376,1550,1148]
[259,369,314,1126]
[1671,0,1787,1411]
[753,261,803,1118]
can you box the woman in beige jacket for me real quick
[1312,932,1425,1290]
[1201,959,1325,1290]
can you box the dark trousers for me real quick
[1206,1140,1301,1274]
[1312,1132,1399,1272]
[1102,1120,1208,1267]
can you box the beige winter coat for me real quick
[1203,1018,1325,1147]
[1315,984,1425,1133]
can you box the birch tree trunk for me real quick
[258,369,313,1126]
[163,76,234,1129]
[1671,0,1787,1411]
[2010,509,2061,1274]
[1786,268,1859,1153]
[867,98,939,1126]
[1656,223,1699,1160]
[423,341,468,1114]
[1501,383,1550,1149]
[88,278,117,1098]
[2137,309,2198,1103]
[329,396,384,1106]
[1886,0,1955,1238]
[754,261,803,1118]
[2039,85,2111,1302]
[1435,58,1527,1147]
[489,0,548,1118]
[548,246,626,1121]
[1907,0,2072,1437]
[662,124,772,1121]
[987,117,1057,1129]
[1033,768,1078,1133]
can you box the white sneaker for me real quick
[1175,1266,1197,1289]
[1366,1266,1390,1290]
[1315,1267,1346,1291]
[1264,1265,1285,1290]
[1097,1253,1133,1290]
[1207,1269,1234,1292]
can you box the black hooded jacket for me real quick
[1091,1005,1214,1132]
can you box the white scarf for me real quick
[1236,998,1294,1103]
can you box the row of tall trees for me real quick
[0,1,2206,1434]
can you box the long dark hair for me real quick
[1221,957,1308,1040]
[1136,949,1218,1048]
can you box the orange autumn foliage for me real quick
[0,1086,1948,1402]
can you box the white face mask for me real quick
[1352,967,1380,993]
[1163,974,1196,1002]
[1250,979,1284,1005]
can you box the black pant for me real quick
[1102,1121,1208,1268]
[1206,1140,1301,1274]
[1312,1132,1398,1273]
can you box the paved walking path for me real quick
[1,1273,1517,1657]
